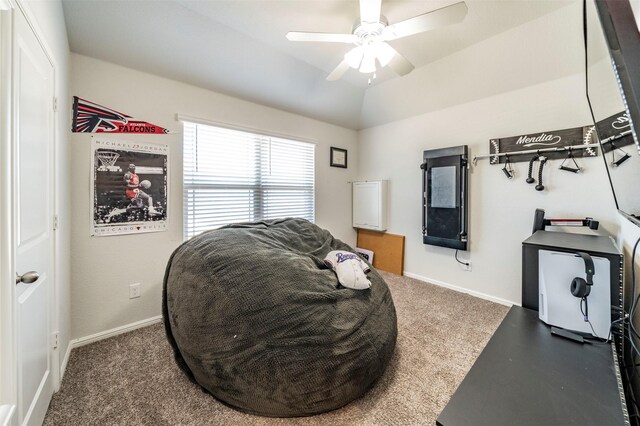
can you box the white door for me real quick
[13,5,55,425]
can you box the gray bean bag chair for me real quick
[163,218,397,417]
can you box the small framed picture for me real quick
[330,147,347,168]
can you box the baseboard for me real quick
[70,315,163,349]
[59,341,72,383]
[403,271,517,307]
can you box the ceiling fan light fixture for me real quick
[359,53,376,74]
[372,42,395,67]
[287,0,468,81]
[345,46,364,69]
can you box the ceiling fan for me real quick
[286,0,468,81]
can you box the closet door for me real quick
[13,6,56,425]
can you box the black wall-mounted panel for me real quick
[422,145,469,250]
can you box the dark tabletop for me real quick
[523,231,620,256]
[437,306,627,426]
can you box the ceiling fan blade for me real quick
[360,0,382,24]
[326,58,351,81]
[286,32,357,43]
[386,48,415,76]
[382,1,468,41]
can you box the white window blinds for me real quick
[183,121,315,239]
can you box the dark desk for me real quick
[437,306,628,426]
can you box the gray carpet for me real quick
[44,271,509,426]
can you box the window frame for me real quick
[181,117,316,239]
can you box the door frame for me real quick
[0,0,60,424]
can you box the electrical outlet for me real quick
[463,261,472,272]
[129,283,141,299]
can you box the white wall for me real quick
[69,53,358,339]
[357,0,620,305]
[632,0,640,30]
[22,0,71,381]
[359,72,618,305]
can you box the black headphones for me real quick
[570,252,594,298]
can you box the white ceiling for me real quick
[61,0,572,129]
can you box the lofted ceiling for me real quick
[62,0,573,130]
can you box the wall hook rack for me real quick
[473,143,601,164]
[600,129,632,144]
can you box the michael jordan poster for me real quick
[91,138,169,236]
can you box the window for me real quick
[183,121,315,239]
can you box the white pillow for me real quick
[323,250,371,290]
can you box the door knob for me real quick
[16,271,39,285]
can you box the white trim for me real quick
[0,404,16,426]
[58,316,162,386]
[70,316,163,349]
[14,0,57,71]
[20,370,50,426]
[175,113,317,145]
[59,342,72,383]
[403,271,517,307]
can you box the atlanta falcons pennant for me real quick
[72,96,169,134]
